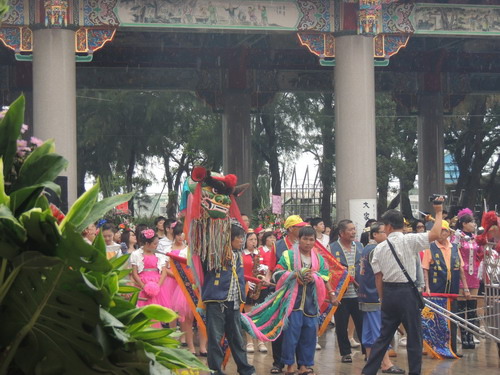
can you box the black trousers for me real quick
[206,302,255,375]
[362,283,422,375]
[334,297,364,356]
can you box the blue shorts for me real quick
[362,310,381,348]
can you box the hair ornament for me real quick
[141,229,155,239]
[457,208,473,219]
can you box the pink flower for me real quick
[16,139,30,156]
[21,124,29,134]
[30,136,43,147]
[141,229,155,239]
[143,281,160,297]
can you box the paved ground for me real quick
[196,328,499,375]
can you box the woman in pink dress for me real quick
[130,229,171,327]
[169,222,208,356]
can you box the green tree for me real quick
[444,95,500,210]
[77,90,222,218]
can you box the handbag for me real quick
[386,240,426,310]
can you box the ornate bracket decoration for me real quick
[298,0,408,66]
[44,0,69,28]
[297,32,409,66]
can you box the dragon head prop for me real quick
[181,166,249,270]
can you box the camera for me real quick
[428,194,447,204]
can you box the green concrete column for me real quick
[334,35,377,223]
[33,28,77,208]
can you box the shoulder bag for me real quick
[386,239,426,309]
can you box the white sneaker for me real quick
[349,338,360,348]
[246,342,254,353]
[316,342,322,350]
[473,336,480,344]
[399,337,407,347]
[258,342,268,353]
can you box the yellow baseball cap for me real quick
[284,215,307,229]
[442,220,450,231]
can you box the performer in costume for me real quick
[422,220,470,356]
[270,215,307,373]
[130,229,171,328]
[273,226,334,375]
[453,209,483,349]
[181,166,255,375]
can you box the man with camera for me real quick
[361,196,444,375]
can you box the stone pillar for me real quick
[32,28,77,208]
[222,90,252,216]
[334,35,377,223]
[417,91,445,213]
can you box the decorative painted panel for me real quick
[1,0,26,25]
[114,0,333,31]
[412,4,500,36]
[83,0,119,26]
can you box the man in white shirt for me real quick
[362,197,444,375]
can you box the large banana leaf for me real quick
[0,252,104,375]
[0,95,24,176]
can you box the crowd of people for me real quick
[80,201,500,375]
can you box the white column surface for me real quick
[33,29,77,206]
[334,35,377,222]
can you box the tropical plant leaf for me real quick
[0,252,104,375]
[0,95,24,176]
[144,343,210,371]
[56,222,111,272]
[0,159,10,206]
[11,153,68,192]
[59,181,99,231]
[111,253,131,270]
[9,182,60,216]
[17,139,56,176]
[118,305,177,326]
[18,207,61,256]
[0,204,26,259]
[94,230,107,255]
[76,190,135,233]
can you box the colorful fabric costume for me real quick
[241,246,328,342]
[179,166,251,373]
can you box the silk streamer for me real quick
[421,295,459,359]
[314,241,350,336]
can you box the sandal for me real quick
[270,367,283,374]
[298,369,315,375]
[381,365,405,374]
[341,354,352,363]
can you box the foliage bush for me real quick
[0,96,209,374]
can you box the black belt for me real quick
[383,282,412,288]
